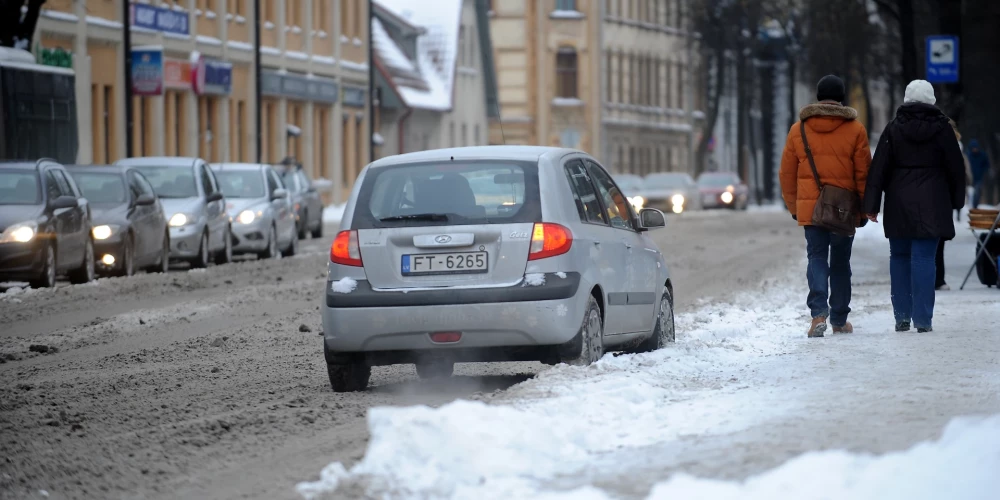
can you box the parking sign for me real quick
[926,35,959,84]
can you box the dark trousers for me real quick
[936,239,947,288]
[804,226,854,327]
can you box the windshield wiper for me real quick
[379,213,450,222]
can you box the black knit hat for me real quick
[816,75,846,103]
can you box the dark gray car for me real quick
[275,164,323,239]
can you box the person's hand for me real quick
[867,213,879,223]
[791,214,797,221]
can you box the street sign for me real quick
[926,35,959,84]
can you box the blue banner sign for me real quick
[132,3,190,36]
[926,35,959,84]
[131,47,164,96]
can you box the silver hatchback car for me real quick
[211,163,299,259]
[322,146,675,392]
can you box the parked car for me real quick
[67,165,169,276]
[322,146,674,392]
[613,174,646,212]
[0,159,94,287]
[117,157,232,268]
[642,173,701,213]
[212,163,298,259]
[275,161,324,239]
[697,172,749,210]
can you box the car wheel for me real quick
[283,226,299,257]
[214,226,233,265]
[151,232,170,273]
[191,232,209,269]
[120,233,135,277]
[260,225,279,260]
[69,238,95,284]
[30,243,57,289]
[326,360,371,392]
[311,218,323,239]
[560,296,604,366]
[415,362,454,379]
[636,288,676,352]
[298,212,308,240]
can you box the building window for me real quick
[556,47,578,98]
[676,61,684,108]
[556,0,576,10]
[340,0,352,38]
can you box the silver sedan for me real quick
[321,146,676,392]
[211,163,298,259]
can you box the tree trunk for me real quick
[695,46,725,176]
[788,57,798,131]
[959,0,1000,204]
[737,50,748,181]
[898,0,918,82]
[859,66,874,140]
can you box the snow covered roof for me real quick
[373,0,462,111]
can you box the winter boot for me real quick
[895,320,911,332]
[917,327,933,333]
[808,317,827,338]
[832,322,853,334]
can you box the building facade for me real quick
[487,0,602,157]
[372,0,498,156]
[34,0,374,203]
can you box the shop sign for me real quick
[342,86,366,107]
[37,46,73,69]
[132,3,190,36]
[163,59,192,90]
[131,46,164,96]
[192,55,232,95]
[260,70,338,104]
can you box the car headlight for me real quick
[168,213,191,227]
[91,224,120,240]
[671,194,685,205]
[721,191,734,204]
[237,210,256,225]
[629,196,645,209]
[0,221,37,244]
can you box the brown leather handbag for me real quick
[800,119,861,237]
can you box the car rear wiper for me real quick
[379,213,450,222]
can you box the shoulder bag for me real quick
[800,119,861,237]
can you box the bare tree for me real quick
[0,0,47,49]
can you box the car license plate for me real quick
[402,252,488,275]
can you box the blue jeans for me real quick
[889,238,939,329]
[804,226,854,326]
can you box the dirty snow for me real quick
[330,277,358,294]
[322,204,346,224]
[554,272,568,279]
[523,273,546,287]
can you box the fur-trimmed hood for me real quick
[800,103,859,134]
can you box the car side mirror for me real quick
[271,188,288,201]
[638,208,667,230]
[135,194,156,206]
[206,192,224,203]
[51,195,77,210]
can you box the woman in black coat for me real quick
[863,80,966,333]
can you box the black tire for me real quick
[68,238,95,284]
[150,232,169,273]
[214,226,232,265]
[283,226,299,257]
[326,362,371,392]
[311,218,323,239]
[297,212,308,240]
[635,288,676,352]
[560,296,604,365]
[120,233,135,277]
[29,243,57,289]
[191,232,209,269]
[259,225,279,259]
[415,362,454,379]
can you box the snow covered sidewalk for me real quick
[296,224,1000,499]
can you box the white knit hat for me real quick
[904,80,936,105]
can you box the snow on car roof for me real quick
[368,146,584,168]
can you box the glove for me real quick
[792,214,797,221]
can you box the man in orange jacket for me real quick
[779,75,871,338]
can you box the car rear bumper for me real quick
[0,241,44,280]
[322,272,586,355]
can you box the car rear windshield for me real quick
[353,160,541,229]
[215,170,265,198]
[0,169,41,205]
[135,166,198,198]
[71,172,126,204]
[698,174,738,187]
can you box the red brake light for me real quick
[331,230,363,266]
[528,223,573,261]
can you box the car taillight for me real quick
[528,223,573,261]
[331,230,363,266]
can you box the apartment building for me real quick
[34,0,374,202]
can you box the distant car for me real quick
[613,174,646,212]
[212,163,298,259]
[697,172,749,210]
[68,165,170,276]
[276,163,324,239]
[117,157,232,268]
[0,159,94,287]
[322,146,674,392]
[642,173,701,213]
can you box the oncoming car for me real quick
[212,163,298,259]
[697,172,749,210]
[642,173,700,214]
[613,174,646,212]
[322,146,676,392]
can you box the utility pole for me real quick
[254,0,262,163]
[368,0,375,163]
[123,0,134,158]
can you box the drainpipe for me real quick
[397,107,413,155]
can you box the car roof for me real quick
[116,157,202,167]
[367,146,586,169]
[0,159,63,170]
[210,163,267,171]
[65,164,127,174]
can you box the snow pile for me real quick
[330,277,357,294]
[322,204,346,224]
[647,414,1000,500]
[522,273,546,287]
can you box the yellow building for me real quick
[35,0,374,202]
